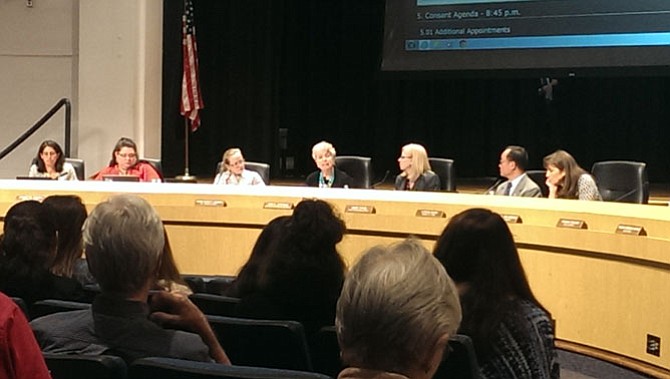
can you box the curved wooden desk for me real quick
[1,180,668,376]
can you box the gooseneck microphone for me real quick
[372,170,391,188]
[484,178,504,195]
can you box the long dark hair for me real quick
[42,195,87,278]
[35,140,65,173]
[543,149,588,199]
[433,208,548,359]
[108,137,138,166]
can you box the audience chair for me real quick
[428,158,457,192]
[189,293,240,317]
[141,157,164,180]
[183,275,207,293]
[204,276,237,295]
[44,353,127,379]
[65,158,86,180]
[10,297,29,318]
[525,170,549,198]
[334,156,373,189]
[310,325,342,378]
[207,315,313,371]
[433,334,482,379]
[30,299,90,320]
[129,357,331,379]
[591,161,649,203]
[215,161,271,185]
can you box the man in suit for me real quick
[493,146,542,197]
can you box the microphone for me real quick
[372,170,391,188]
[484,178,504,195]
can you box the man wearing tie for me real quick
[493,146,542,197]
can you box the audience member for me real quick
[155,227,192,295]
[0,200,88,305]
[305,141,354,188]
[543,149,601,200]
[0,292,51,379]
[31,194,229,364]
[433,208,559,379]
[336,239,461,379]
[28,140,78,180]
[213,148,266,185]
[91,137,161,182]
[491,145,542,197]
[42,195,96,287]
[226,216,290,298]
[395,143,440,191]
[235,199,346,335]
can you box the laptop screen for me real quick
[102,175,140,182]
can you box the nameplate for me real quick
[615,224,647,236]
[415,209,446,218]
[263,201,294,210]
[194,199,226,207]
[556,218,587,229]
[345,205,376,214]
[16,194,44,202]
[501,214,522,224]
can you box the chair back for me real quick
[208,315,313,371]
[31,299,90,320]
[215,161,270,185]
[205,276,237,295]
[433,334,482,379]
[334,156,372,189]
[141,158,163,180]
[428,158,456,192]
[310,326,342,377]
[526,170,549,198]
[44,353,127,379]
[183,275,207,293]
[10,297,29,318]
[189,293,240,317]
[130,357,331,379]
[65,158,85,180]
[591,161,649,203]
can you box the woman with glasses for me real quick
[213,148,265,185]
[394,143,440,191]
[305,141,353,188]
[92,137,161,182]
[28,140,78,180]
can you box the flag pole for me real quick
[176,118,196,182]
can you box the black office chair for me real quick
[30,299,91,320]
[129,357,331,379]
[591,161,649,204]
[334,156,372,189]
[525,170,549,198]
[428,158,457,192]
[141,157,164,180]
[65,158,86,180]
[433,334,482,379]
[189,293,240,317]
[208,315,313,371]
[215,161,270,185]
[310,325,342,378]
[44,353,128,379]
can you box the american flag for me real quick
[180,0,204,131]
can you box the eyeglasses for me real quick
[399,155,412,160]
[117,153,137,159]
[41,151,58,156]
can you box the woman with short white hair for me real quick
[305,141,354,188]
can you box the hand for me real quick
[546,179,558,198]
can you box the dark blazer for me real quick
[305,168,354,188]
[394,171,440,191]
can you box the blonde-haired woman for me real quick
[394,143,440,191]
[213,148,265,186]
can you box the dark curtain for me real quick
[162,0,670,182]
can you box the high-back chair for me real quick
[428,158,457,192]
[141,157,164,180]
[215,161,270,185]
[65,158,85,180]
[433,334,482,379]
[310,325,342,378]
[525,170,549,198]
[44,353,127,379]
[189,293,240,317]
[334,156,372,189]
[591,161,649,203]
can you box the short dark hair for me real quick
[505,145,529,171]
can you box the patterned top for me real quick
[479,300,559,379]
[577,174,602,201]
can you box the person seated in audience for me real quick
[213,147,266,185]
[336,239,461,379]
[28,140,78,180]
[235,199,346,336]
[491,145,542,197]
[543,149,602,200]
[91,137,161,182]
[0,292,51,379]
[226,216,291,298]
[43,195,96,287]
[395,143,440,191]
[305,141,354,188]
[0,200,89,305]
[155,227,192,295]
[433,208,559,379]
[31,194,230,365]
